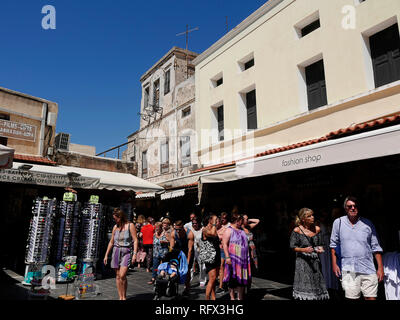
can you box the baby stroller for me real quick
[153,249,188,300]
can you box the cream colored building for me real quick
[193,0,400,167]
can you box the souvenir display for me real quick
[54,198,81,282]
[78,202,104,275]
[57,256,78,300]
[23,197,57,285]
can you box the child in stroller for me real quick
[153,250,188,300]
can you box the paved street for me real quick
[0,267,292,301]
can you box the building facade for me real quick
[193,0,400,167]
[125,47,198,184]
[0,86,58,161]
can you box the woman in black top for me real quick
[202,215,221,300]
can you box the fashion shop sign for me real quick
[0,119,36,142]
[235,127,400,178]
[0,169,100,189]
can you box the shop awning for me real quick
[198,124,400,200]
[161,189,185,200]
[0,161,164,192]
[0,144,14,169]
[135,192,156,199]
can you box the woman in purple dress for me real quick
[222,213,251,300]
[104,208,138,300]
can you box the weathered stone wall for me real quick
[0,87,58,157]
[55,150,137,175]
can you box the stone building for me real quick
[124,47,198,185]
[0,86,58,164]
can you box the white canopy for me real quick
[1,161,164,192]
[0,144,14,169]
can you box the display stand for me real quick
[78,201,103,278]
[58,256,78,300]
[23,197,56,285]
[54,195,81,283]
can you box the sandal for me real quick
[147,279,155,285]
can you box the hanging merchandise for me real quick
[23,197,57,285]
[78,202,104,277]
[54,198,81,283]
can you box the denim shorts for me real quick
[220,248,225,260]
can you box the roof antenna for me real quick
[176,25,199,79]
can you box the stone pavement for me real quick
[0,267,292,301]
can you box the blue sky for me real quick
[0,0,267,157]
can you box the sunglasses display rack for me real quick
[78,203,104,272]
[23,198,57,285]
[25,198,57,264]
[54,201,81,282]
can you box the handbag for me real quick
[198,236,216,264]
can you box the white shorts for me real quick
[341,271,378,299]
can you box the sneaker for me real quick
[216,287,224,294]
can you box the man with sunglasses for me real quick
[330,196,384,300]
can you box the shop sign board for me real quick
[0,168,100,189]
[0,119,36,142]
[236,126,400,178]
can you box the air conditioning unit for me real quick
[55,133,70,151]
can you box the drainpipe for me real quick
[39,103,47,156]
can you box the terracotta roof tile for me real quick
[326,112,400,139]
[14,154,56,165]
[192,112,400,176]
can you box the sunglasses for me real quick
[346,205,357,209]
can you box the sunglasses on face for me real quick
[346,205,357,209]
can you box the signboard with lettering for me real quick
[0,119,37,142]
[0,169,100,189]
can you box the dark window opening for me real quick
[0,114,10,146]
[301,19,320,37]
[217,106,224,141]
[182,107,191,118]
[305,59,327,111]
[153,79,160,109]
[164,70,170,95]
[244,59,255,70]
[216,78,223,87]
[370,23,400,88]
[246,90,257,130]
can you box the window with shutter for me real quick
[370,23,400,88]
[144,87,150,109]
[142,151,148,178]
[246,90,257,130]
[180,136,191,167]
[160,140,169,173]
[164,70,170,95]
[305,60,327,110]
